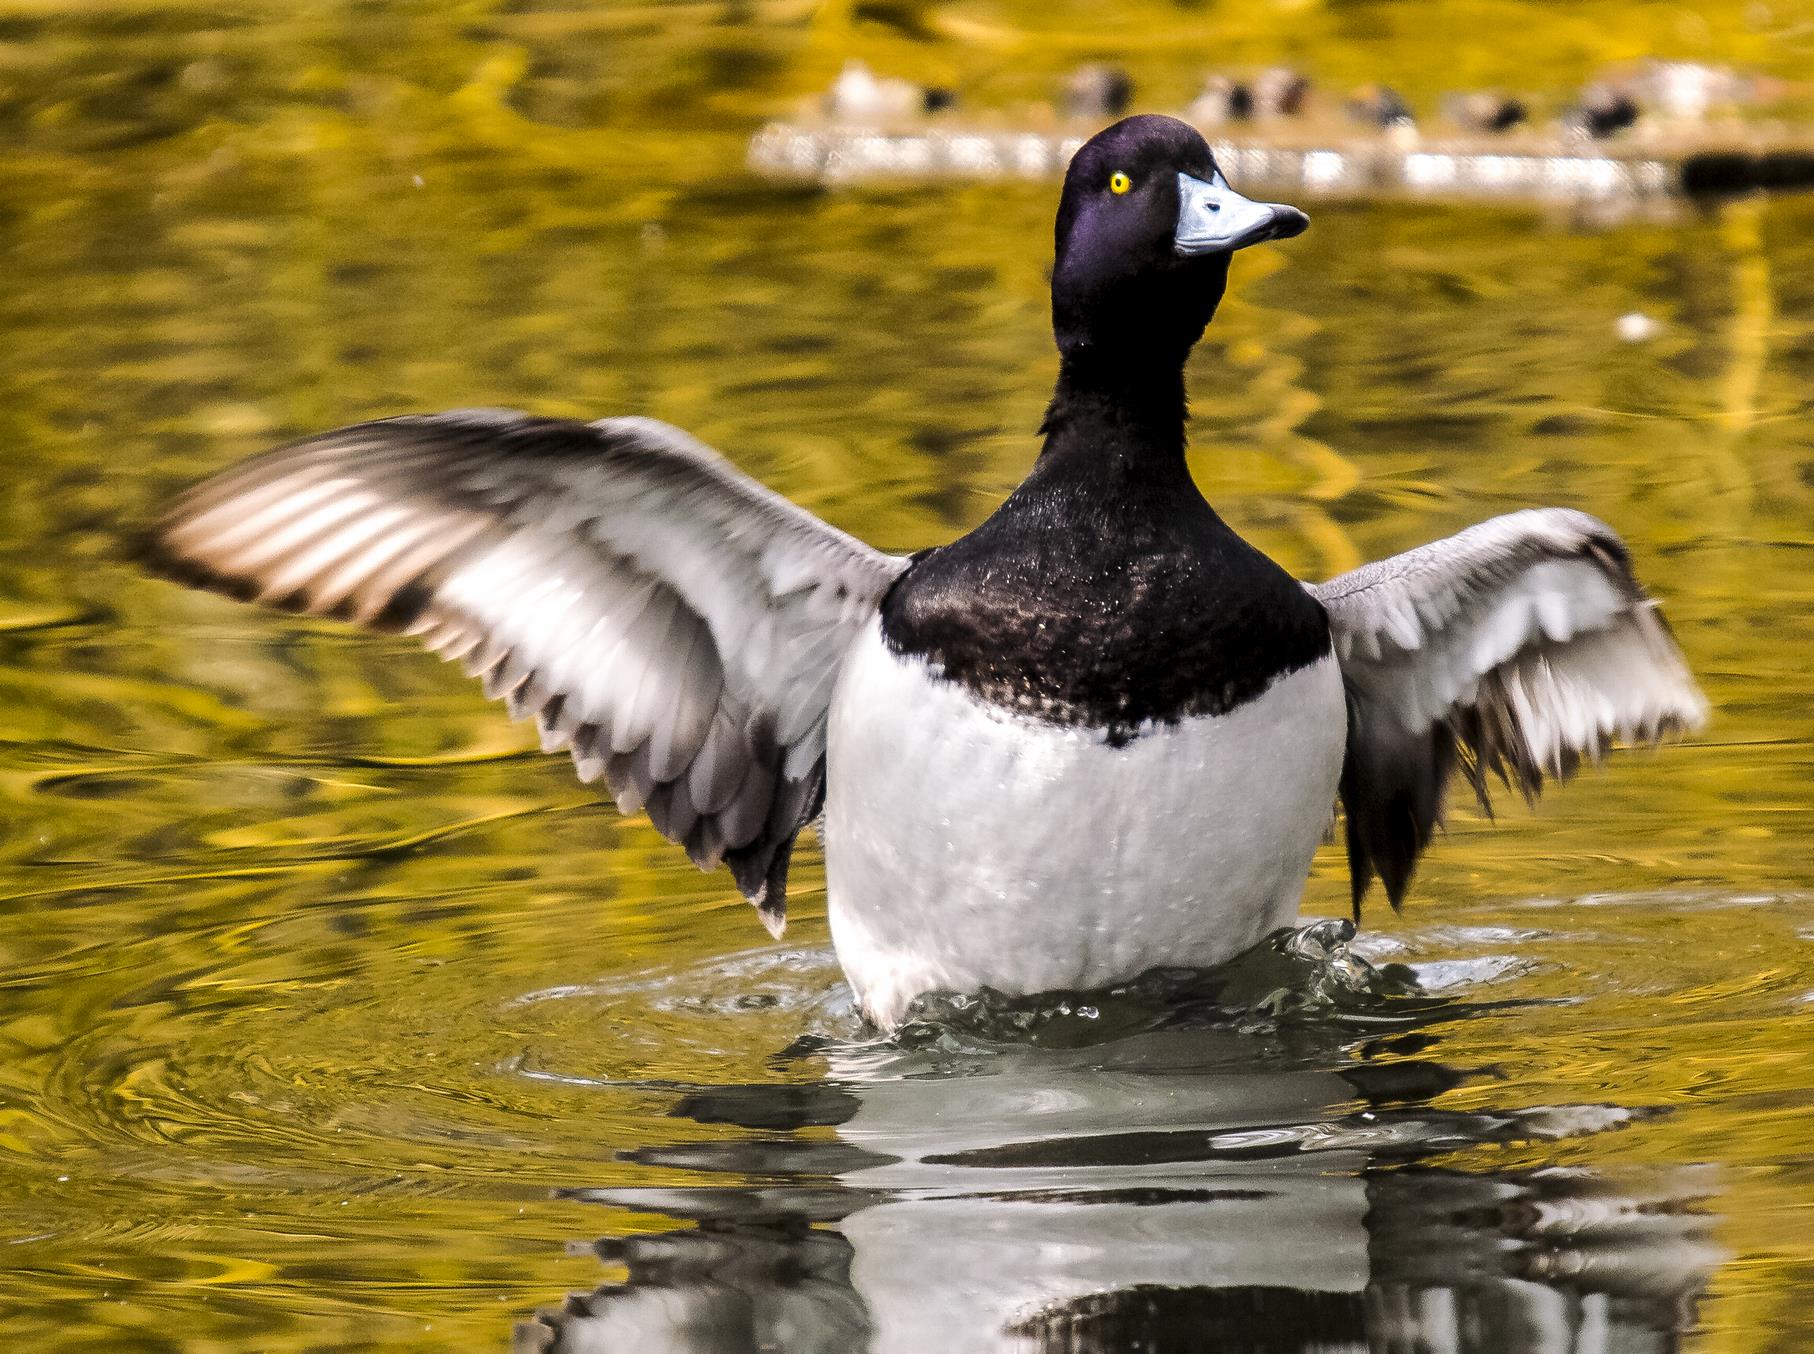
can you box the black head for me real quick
[1051,114,1308,363]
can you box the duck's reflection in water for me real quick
[517,1016,1719,1354]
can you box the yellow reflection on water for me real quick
[0,2,1811,1350]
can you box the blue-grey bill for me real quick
[1173,171,1310,255]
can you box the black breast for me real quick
[880,468,1332,745]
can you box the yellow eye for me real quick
[1109,171,1132,195]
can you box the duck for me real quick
[1187,68,1313,127]
[1563,82,1642,139]
[1637,60,1758,121]
[823,60,948,124]
[1345,84,1416,130]
[1060,64,1134,121]
[144,114,1708,1032]
[1186,74,1254,127]
[1441,90,1528,134]
[1251,66,1311,119]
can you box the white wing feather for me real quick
[1313,508,1707,908]
[148,409,907,931]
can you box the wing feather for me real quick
[1313,508,1707,913]
[144,409,908,931]
[688,708,750,816]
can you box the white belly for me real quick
[823,620,1348,1029]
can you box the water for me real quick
[1,3,1812,1350]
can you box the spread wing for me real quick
[1312,508,1708,913]
[145,409,908,934]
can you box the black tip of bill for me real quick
[1174,170,1309,256]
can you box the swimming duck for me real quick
[1060,64,1134,121]
[1251,66,1311,119]
[1187,75,1254,127]
[1619,61,1754,124]
[823,60,948,124]
[1441,90,1528,134]
[146,115,1707,1031]
[1346,84,1416,130]
[1187,68,1311,127]
[1563,82,1642,139]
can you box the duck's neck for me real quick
[1036,346,1191,483]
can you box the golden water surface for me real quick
[1,2,1812,1350]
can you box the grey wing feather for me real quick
[145,409,908,934]
[1312,508,1708,913]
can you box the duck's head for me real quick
[1051,114,1308,364]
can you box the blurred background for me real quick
[1,1,1812,1350]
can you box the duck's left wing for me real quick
[145,409,908,934]
[1311,508,1708,913]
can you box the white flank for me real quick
[825,620,1348,1029]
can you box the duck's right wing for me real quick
[145,409,909,934]
[1312,508,1708,914]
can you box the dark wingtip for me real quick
[125,515,185,579]
[755,834,795,939]
[1339,693,1451,924]
[131,518,255,605]
[1380,850,1413,913]
[118,521,161,570]
[368,576,436,633]
[1344,809,1372,923]
[726,832,794,941]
